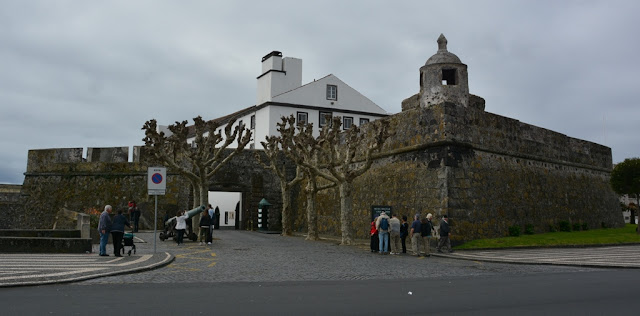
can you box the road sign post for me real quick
[148,167,166,253]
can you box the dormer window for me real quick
[442,69,456,85]
[326,85,337,100]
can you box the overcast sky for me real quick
[1,0,639,184]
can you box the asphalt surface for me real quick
[1,229,638,287]
[4,270,640,315]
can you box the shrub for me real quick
[601,222,608,229]
[524,224,535,235]
[85,207,101,228]
[508,225,521,237]
[559,221,571,232]
[572,222,581,231]
[581,223,589,231]
[549,224,557,232]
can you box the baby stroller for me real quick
[121,232,136,256]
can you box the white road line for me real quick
[0,268,105,281]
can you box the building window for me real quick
[442,69,456,85]
[359,118,370,126]
[238,120,243,129]
[297,112,308,125]
[250,143,255,149]
[343,117,353,130]
[319,111,332,127]
[250,115,255,129]
[326,85,337,100]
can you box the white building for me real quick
[179,51,390,228]
[187,51,389,148]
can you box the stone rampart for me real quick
[9,146,285,232]
[297,103,622,242]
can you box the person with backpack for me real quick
[421,213,435,257]
[389,214,401,255]
[375,211,391,254]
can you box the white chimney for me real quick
[256,51,302,105]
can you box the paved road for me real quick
[80,230,600,285]
[3,270,640,315]
[2,229,637,287]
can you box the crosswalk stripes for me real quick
[0,253,171,287]
[440,245,640,268]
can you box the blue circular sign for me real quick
[152,173,163,184]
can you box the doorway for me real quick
[208,191,241,230]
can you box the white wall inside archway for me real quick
[208,191,241,228]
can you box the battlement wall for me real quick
[385,102,611,171]
[26,146,149,174]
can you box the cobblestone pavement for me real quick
[434,245,640,268]
[80,230,603,285]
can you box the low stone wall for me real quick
[0,236,92,253]
[0,229,81,238]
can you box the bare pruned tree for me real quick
[142,116,251,233]
[255,116,304,235]
[313,116,392,245]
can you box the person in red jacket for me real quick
[370,216,379,253]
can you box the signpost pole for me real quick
[154,195,158,253]
[147,166,167,254]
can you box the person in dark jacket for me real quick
[214,206,221,230]
[199,211,212,245]
[437,214,452,253]
[131,202,141,232]
[400,215,409,254]
[420,213,435,257]
[111,209,131,257]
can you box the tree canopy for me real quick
[611,158,640,197]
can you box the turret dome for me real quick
[425,34,462,65]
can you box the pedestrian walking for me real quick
[214,206,221,230]
[199,211,212,245]
[207,204,214,241]
[421,213,435,257]
[410,214,422,256]
[98,205,113,256]
[437,214,453,253]
[376,211,391,254]
[370,216,379,253]
[400,215,409,254]
[389,214,401,255]
[131,202,141,232]
[111,209,131,257]
[175,210,189,245]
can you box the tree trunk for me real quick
[306,180,319,240]
[339,182,353,245]
[281,183,292,236]
[191,179,209,239]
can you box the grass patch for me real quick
[456,224,640,250]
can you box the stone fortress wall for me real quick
[1,34,623,244]
[10,146,286,231]
[299,35,622,242]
